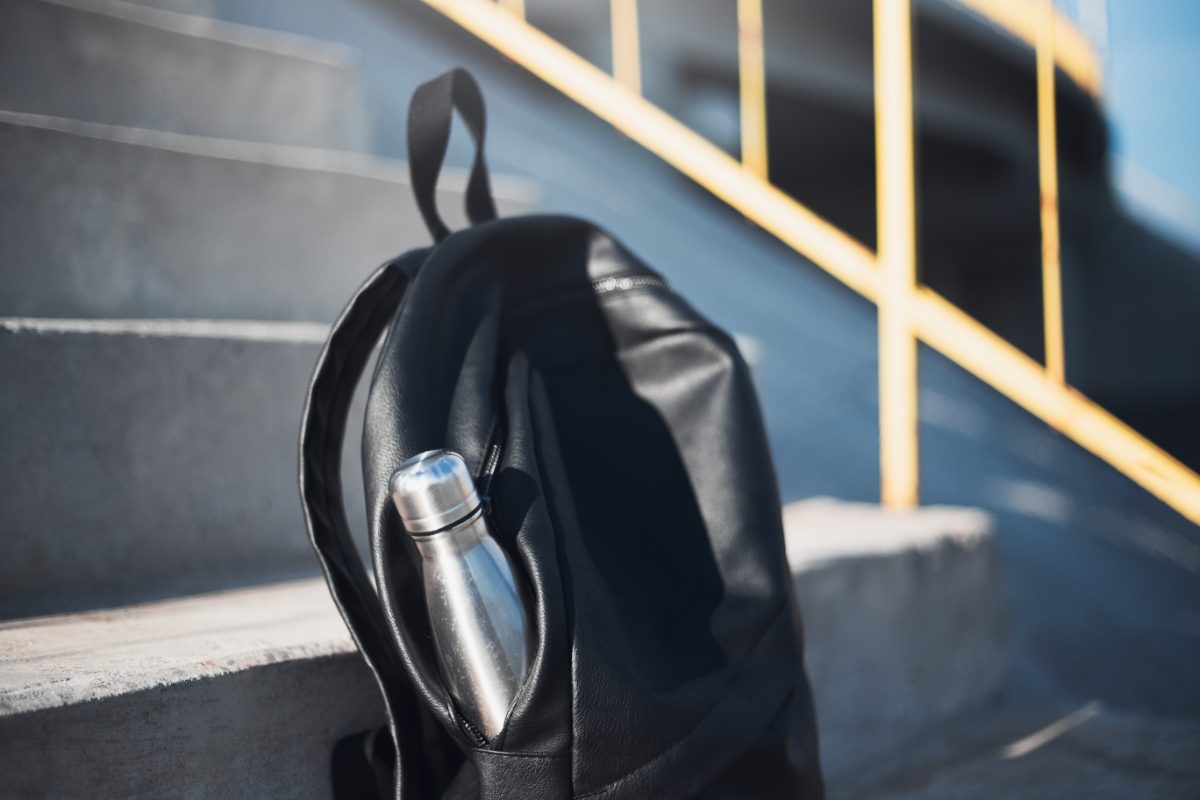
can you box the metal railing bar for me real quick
[737,0,769,179]
[611,0,642,94]
[1036,0,1065,383]
[875,0,920,508]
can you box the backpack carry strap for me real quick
[299,251,430,799]
[407,68,498,243]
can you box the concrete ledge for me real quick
[0,113,536,321]
[0,579,384,799]
[0,319,367,618]
[0,0,367,149]
[831,700,1200,800]
[122,0,213,15]
[786,498,1009,776]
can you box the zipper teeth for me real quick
[478,432,503,501]
[591,274,669,296]
[451,431,501,750]
[508,272,671,321]
[482,437,503,483]
[458,711,489,747]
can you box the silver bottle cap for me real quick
[389,449,482,534]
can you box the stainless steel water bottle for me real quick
[389,449,530,741]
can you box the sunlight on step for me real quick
[998,700,1103,759]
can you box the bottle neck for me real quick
[409,506,489,561]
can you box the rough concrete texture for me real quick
[0,580,385,799]
[785,498,1009,776]
[0,319,373,618]
[0,0,367,150]
[123,0,213,14]
[1,516,1193,798]
[0,579,355,714]
[830,700,1200,800]
[0,113,537,321]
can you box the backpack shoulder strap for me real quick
[299,250,430,798]
[407,68,498,243]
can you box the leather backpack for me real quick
[300,68,824,800]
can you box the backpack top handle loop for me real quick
[406,68,499,243]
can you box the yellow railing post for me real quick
[611,0,642,94]
[1037,0,1066,385]
[874,0,920,509]
[737,0,769,178]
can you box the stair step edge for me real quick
[0,109,540,202]
[38,0,358,68]
[0,578,351,717]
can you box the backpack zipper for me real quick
[508,272,672,322]
[442,426,505,749]
[482,271,669,507]
[453,273,667,748]
[590,273,670,296]
[457,711,490,748]
[477,422,504,519]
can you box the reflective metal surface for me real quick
[390,450,530,741]
[390,449,482,534]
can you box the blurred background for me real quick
[1,0,1198,797]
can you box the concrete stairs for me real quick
[0,111,533,320]
[0,317,352,618]
[832,699,1200,800]
[1,0,1195,797]
[787,500,1200,798]
[0,0,530,618]
[0,502,1011,798]
[0,6,536,794]
[6,493,1193,797]
[0,0,367,149]
[0,580,383,800]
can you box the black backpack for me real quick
[300,68,823,800]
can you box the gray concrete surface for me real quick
[830,699,1200,800]
[0,509,1008,798]
[0,112,536,321]
[0,578,356,714]
[4,510,1181,800]
[786,499,1008,775]
[123,0,213,14]
[0,318,373,618]
[0,0,368,150]
[0,579,384,799]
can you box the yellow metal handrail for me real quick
[420,0,1200,526]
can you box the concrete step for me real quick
[0,0,367,149]
[788,500,1200,797]
[784,499,1009,776]
[0,318,367,619]
[0,579,383,800]
[0,112,537,321]
[123,0,213,15]
[3,580,1191,799]
[830,699,1200,800]
[0,501,1009,797]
